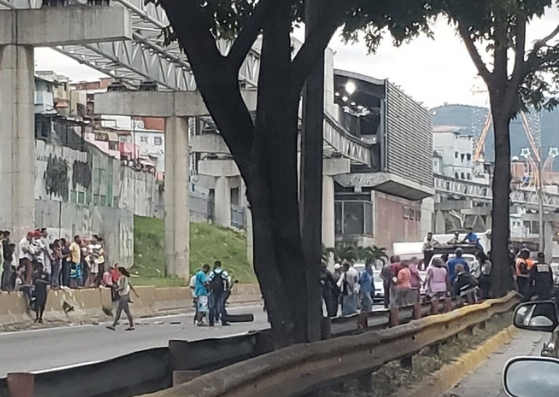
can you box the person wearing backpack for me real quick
[207,261,230,326]
[477,251,492,299]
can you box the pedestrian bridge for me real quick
[435,174,559,209]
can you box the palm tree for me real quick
[368,246,389,265]
[325,245,359,263]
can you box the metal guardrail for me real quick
[142,292,519,397]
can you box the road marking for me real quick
[33,360,103,374]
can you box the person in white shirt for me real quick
[38,228,53,274]
[337,262,359,316]
[190,270,199,324]
[18,232,36,284]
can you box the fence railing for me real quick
[140,292,519,397]
[1,294,518,397]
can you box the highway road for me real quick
[440,329,548,397]
[0,305,268,377]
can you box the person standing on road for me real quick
[408,257,422,303]
[447,248,469,284]
[395,262,412,307]
[106,267,139,331]
[358,262,374,312]
[1,232,13,291]
[380,258,393,309]
[18,232,35,285]
[425,258,449,301]
[337,262,359,316]
[207,261,230,327]
[527,252,553,301]
[515,249,531,296]
[32,263,50,324]
[194,264,211,326]
[69,235,82,289]
[321,263,339,317]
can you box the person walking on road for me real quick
[194,264,211,326]
[106,267,139,331]
[208,261,230,327]
[425,258,449,302]
[380,258,393,309]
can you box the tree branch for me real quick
[227,0,279,70]
[455,20,493,86]
[506,12,527,111]
[525,23,559,73]
[290,0,354,93]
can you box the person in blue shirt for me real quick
[194,263,210,326]
[447,248,470,284]
[462,227,482,250]
[359,262,375,312]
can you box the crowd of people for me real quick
[0,229,138,329]
[189,261,232,327]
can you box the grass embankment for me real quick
[131,216,255,287]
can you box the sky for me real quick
[34,7,559,110]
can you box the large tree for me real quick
[155,0,436,347]
[441,0,559,296]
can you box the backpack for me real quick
[209,270,227,294]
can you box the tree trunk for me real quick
[489,107,513,297]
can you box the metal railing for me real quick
[148,292,519,397]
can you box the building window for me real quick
[461,172,465,179]
[467,153,472,161]
[455,151,458,158]
[109,142,119,151]
[461,153,465,162]
[154,136,163,146]
[455,172,459,179]
[139,136,148,143]
[467,173,471,180]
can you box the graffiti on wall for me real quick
[43,154,69,200]
[72,160,92,190]
[119,220,134,262]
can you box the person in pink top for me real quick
[426,258,449,300]
[396,262,411,306]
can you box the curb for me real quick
[395,325,518,397]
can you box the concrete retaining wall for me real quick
[0,284,262,329]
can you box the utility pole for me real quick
[301,0,325,344]
[538,154,545,254]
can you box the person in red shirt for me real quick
[110,264,120,284]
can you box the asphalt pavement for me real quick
[0,304,268,377]
[440,329,549,397]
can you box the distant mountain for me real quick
[431,104,559,169]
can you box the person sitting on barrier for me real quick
[337,262,359,316]
[453,264,478,305]
[395,261,412,307]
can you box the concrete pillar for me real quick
[322,175,336,248]
[215,176,231,227]
[545,221,553,262]
[164,117,190,278]
[322,158,350,247]
[434,210,446,234]
[0,45,35,239]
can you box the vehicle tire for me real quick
[225,313,254,323]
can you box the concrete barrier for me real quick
[0,284,262,329]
